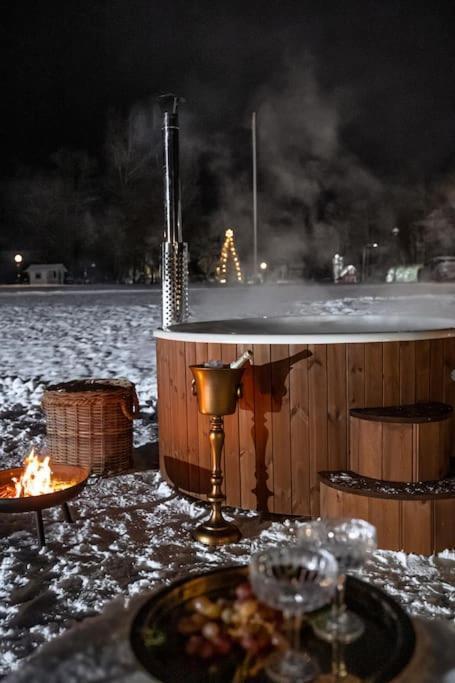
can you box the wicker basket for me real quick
[42,379,140,474]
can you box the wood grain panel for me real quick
[433,499,455,551]
[347,343,365,408]
[271,345,291,514]
[382,423,413,482]
[365,343,383,406]
[288,345,310,516]
[342,491,369,521]
[185,342,200,495]
[368,497,401,551]
[429,339,445,401]
[383,342,400,405]
[327,344,348,472]
[221,344,241,507]
[308,344,328,516]
[157,339,178,485]
[402,499,433,555]
[320,482,343,518]
[349,413,360,473]
[357,420,383,479]
[417,421,449,481]
[415,340,430,402]
[399,341,416,404]
[156,339,168,464]
[253,344,274,513]
[172,340,189,490]
[238,344,256,509]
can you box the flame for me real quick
[12,448,55,497]
[0,448,77,499]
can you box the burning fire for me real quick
[1,449,77,498]
[13,449,55,497]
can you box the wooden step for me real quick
[319,470,455,554]
[349,402,452,482]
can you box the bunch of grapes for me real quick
[178,581,287,663]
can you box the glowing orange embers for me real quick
[2,449,76,498]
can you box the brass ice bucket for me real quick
[190,364,245,546]
[190,366,243,415]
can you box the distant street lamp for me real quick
[259,261,268,271]
[14,254,23,282]
[392,227,400,266]
[361,243,379,282]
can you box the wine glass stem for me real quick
[284,610,302,653]
[332,573,347,622]
[331,638,348,680]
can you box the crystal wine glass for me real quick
[298,518,377,644]
[249,544,338,682]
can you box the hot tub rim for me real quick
[154,315,455,345]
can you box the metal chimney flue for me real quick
[159,94,189,329]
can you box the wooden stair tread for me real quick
[319,470,455,500]
[350,402,453,424]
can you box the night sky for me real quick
[2,0,455,180]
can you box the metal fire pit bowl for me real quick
[0,463,90,547]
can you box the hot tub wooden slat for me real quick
[399,341,416,404]
[417,421,448,481]
[185,342,200,495]
[383,341,400,405]
[238,343,256,510]
[308,344,329,516]
[327,344,348,473]
[368,496,402,550]
[222,344,241,507]
[359,421,383,479]
[430,339,445,400]
[347,343,365,408]
[271,345,292,514]
[156,338,168,472]
[382,423,413,482]
[174,340,189,491]
[365,342,383,406]
[434,498,455,550]
[402,499,433,555]
[253,344,274,512]
[289,344,310,516]
[415,340,431,401]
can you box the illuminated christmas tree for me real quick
[216,229,243,284]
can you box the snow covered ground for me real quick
[0,284,454,679]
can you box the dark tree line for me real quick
[1,99,455,284]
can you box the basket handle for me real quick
[120,389,141,421]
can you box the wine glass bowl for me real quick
[250,544,338,682]
[298,518,377,644]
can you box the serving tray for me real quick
[130,565,415,682]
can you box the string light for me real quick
[216,228,243,284]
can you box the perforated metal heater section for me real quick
[161,242,189,329]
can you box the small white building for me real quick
[25,263,67,285]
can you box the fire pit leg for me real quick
[61,503,73,524]
[35,510,45,547]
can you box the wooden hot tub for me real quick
[155,316,455,517]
